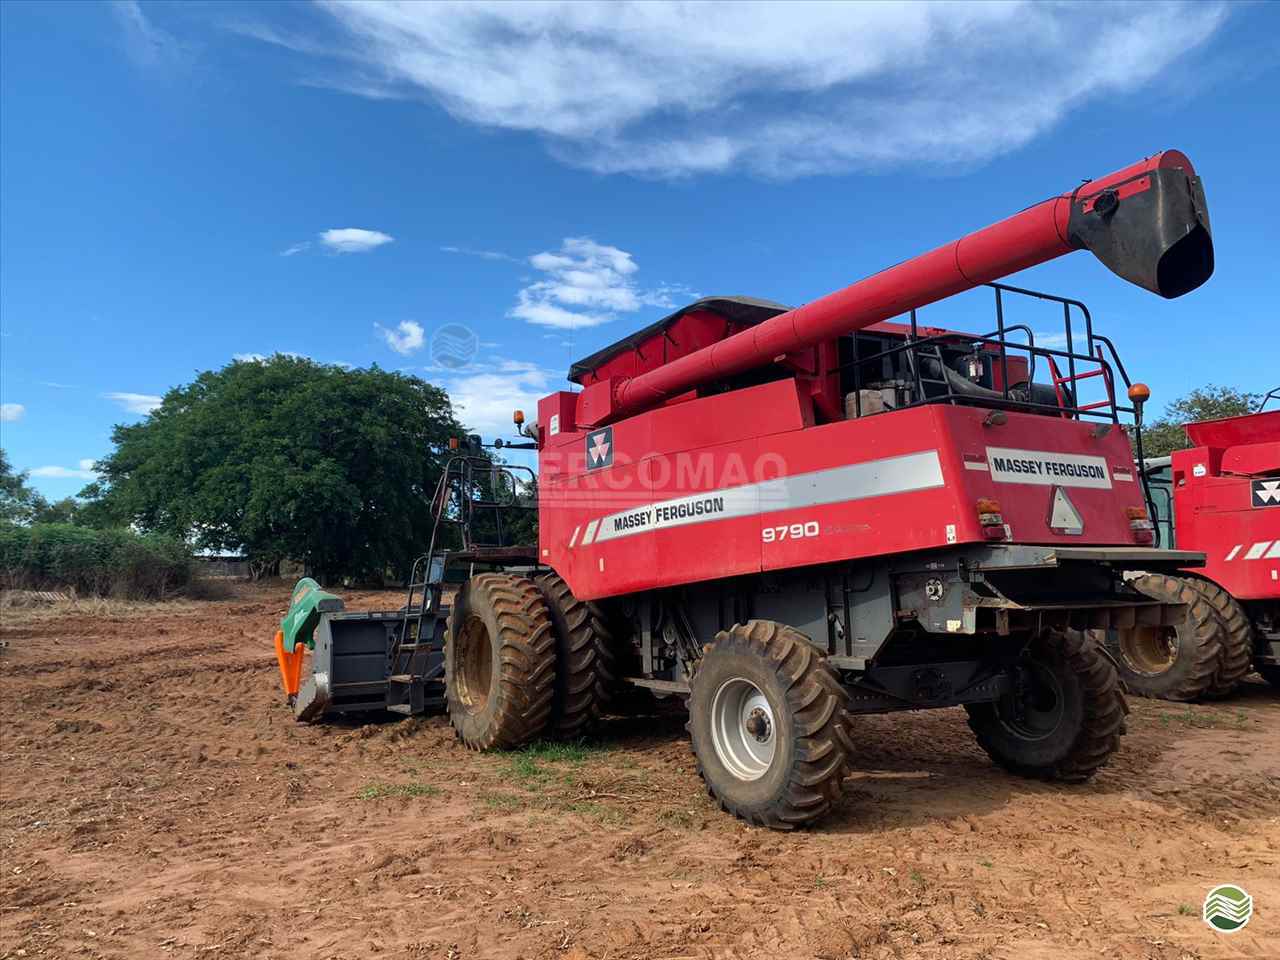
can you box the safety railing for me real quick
[833,283,1137,423]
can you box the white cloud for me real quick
[234,352,269,363]
[30,459,98,481]
[319,228,394,253]
[441,245,519,263]
[260,1,1230,178]
[104,392,163,415]
[376,320,426,355]
[510,236,687,330]
[111,0,184,68]
[280,241,312,256]
[0,403,24,422]
[1031,332,1072,349]
[439,360,555,438]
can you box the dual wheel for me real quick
[1112,574,1254,701]
[444,571,617,749]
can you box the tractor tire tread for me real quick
[446,573,556,751]
[966,629,1126,782]
[1187,578,1254,698]
[533,571,615,738]
[689,620,851,830]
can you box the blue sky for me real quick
[2,1,1277,499]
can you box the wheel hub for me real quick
[710,678,777,781]
[745,707,772,742]
[1118,625,1179,676]
[999,659,1065,741]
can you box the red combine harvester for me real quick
[1117,394,1280,699]
[275,150,1215,829]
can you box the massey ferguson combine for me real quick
[1116,395,1280,699]
[275,149,1216,829]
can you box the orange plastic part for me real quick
[274,629,307,700]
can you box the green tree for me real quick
[82,356,466,583]
[0,449,48,524]
[1139,385,1262,457]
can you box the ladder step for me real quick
[388,674,417,684]
[386,703,415,715]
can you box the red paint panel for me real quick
[1172,445,1280,601]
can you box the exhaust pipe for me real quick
[603,150,1212,423]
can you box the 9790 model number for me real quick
[762,521,820,543]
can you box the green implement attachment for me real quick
[273,575,449,723]
[279,577,345,654]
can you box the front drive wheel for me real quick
[445,573,556,751]
[966,629,1127,782]
[688,621,852,830]
[1112,573,1223,701]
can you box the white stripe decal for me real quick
[1244,541,1272,560]
[575,450,945,547]
[568,525,581,548]
[1113,470,1134,482]
[1266,541,1280,560]
[964,461,989,472]
[1225,544,1243,561]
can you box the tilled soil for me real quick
[1,583,1277,960]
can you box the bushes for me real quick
[0,523,193,599]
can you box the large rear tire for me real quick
[533,571,614,738]
[1113,573,1223,701]
[688,621,852,830]
[445,573,556,750]
[966,629,1127,782]
[1189,579,1253,698]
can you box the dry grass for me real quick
[0,577,253,625]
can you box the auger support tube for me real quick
[604,149,1212,424]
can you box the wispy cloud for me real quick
[510,237,689,330]
[376,320,425,355]
[441,244,520,263]
[247,1,1229,179]
[40,381,77,389]
[111,0,185,68]
[0,403,25,422]
[279,228,394,256]
[30,459,98,481]
[320,228,394,253]
[104,392,162,415]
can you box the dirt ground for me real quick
[1,583,1277,960]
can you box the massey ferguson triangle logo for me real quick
[1254,479,1280,508]
[586,426,613,470]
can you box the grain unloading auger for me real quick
[274,150,1215,828]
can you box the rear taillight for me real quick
[1126,505,1154,544]
[977,497,1007,540]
